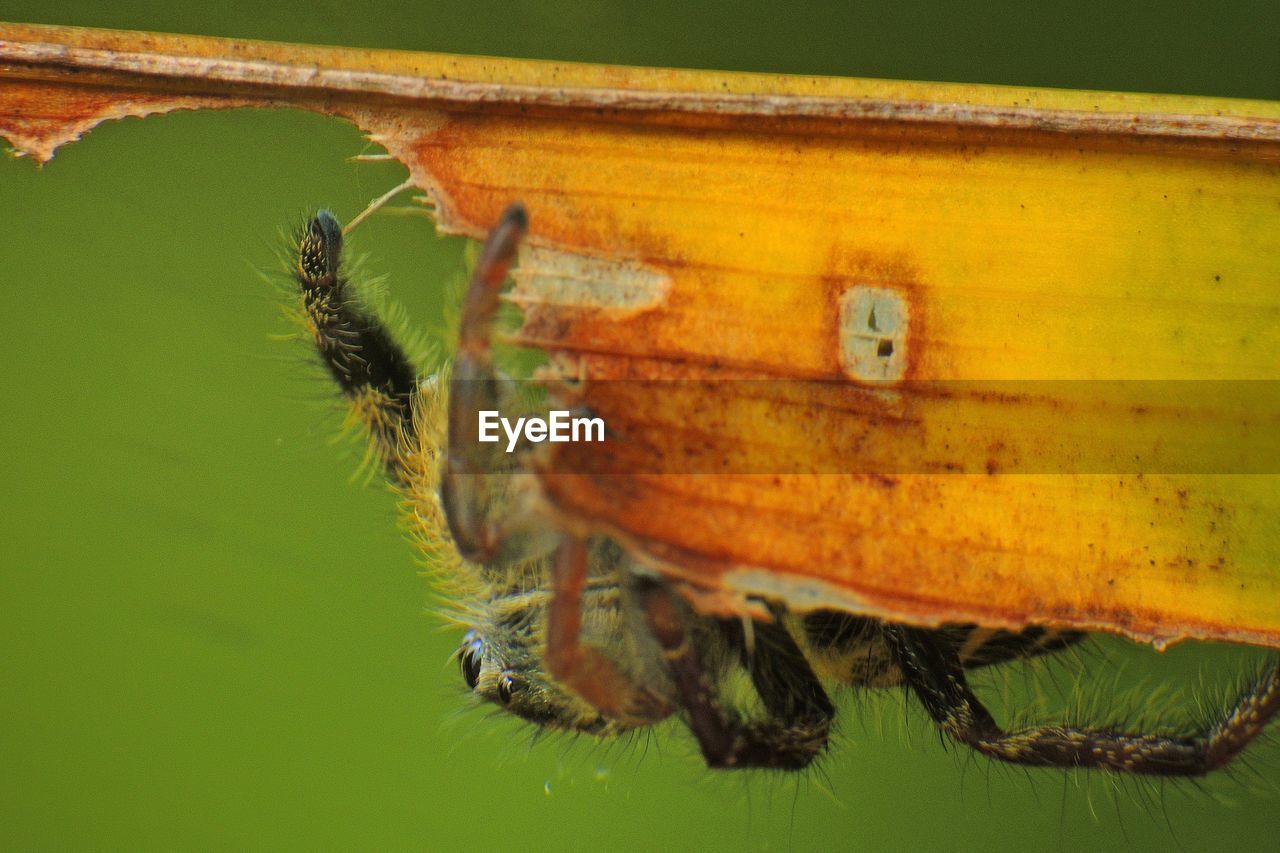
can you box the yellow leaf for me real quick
[3,21,1277,647]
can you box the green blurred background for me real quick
[2,2,1278,850]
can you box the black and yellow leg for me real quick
[884,624,1280,776]
[295,210,418,479]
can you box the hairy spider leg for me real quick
[295,210,418,478]
[885,624,1280,776]
[642,588,835,769]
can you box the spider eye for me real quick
[460,651,481,690]
[459,632,483,690]
[497,674,518,705]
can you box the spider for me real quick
[288,202,1280,773]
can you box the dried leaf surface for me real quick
[3,22,1278,647]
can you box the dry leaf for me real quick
[3,21,1279,647]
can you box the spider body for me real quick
[288,205,1280,773]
